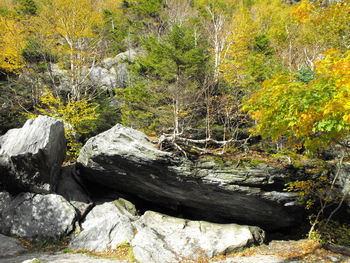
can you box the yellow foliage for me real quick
[25,89,99,160]
[0,15,26,72]
[293,0,350,51]
[243,47,350,152]
[316,50,350,125]
[221,11,255,85]
[34,0,103,44]
[29,0,105,99]
[0,0,14,11]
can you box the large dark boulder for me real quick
[0,116,66,194]
[77,124,303,230]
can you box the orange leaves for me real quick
[291,0,317,23]
[293,0,350,50]
[316,49,350,88]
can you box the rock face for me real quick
[0,116,66,194]
[0,192,76,240]
[70,200,264,263]
[77,124,302,230]
[51,50,137,92]
[90,49,137,91]
[0,234,26,257]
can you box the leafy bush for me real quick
[25,89,99,160]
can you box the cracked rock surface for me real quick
[69,199,265,263]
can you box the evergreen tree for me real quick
[17,0,37,16]
[119,23,209,134]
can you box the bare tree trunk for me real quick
[173,98,179,137]
[204,79,212,141]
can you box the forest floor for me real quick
[1,239,349,263]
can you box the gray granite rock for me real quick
[0,116,66,194]
[50,50,136,93]
[77,124,302,230]
[87,49,137,91]
[69,200,265,263]
[0,234,26,257]
[69,200,136,252]
[0,192,77,240]
[132,211,265,263]
[338,162,350,198]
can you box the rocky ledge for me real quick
[78,124,303,230]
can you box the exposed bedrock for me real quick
[77,124,303,230]
[0,116,66,194]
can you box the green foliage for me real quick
[16,0,37,16]
[22,39,57,64]
[297,67,314,83]
[241,158,267,167]
[129,0,163,17]
[319,221,350,247]
[102,8,130,54]
[251,34,274,56]
[138,23,209,81]
[93,95,121,135]
[117,81,168,132]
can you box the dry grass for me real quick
[65,243,138,262]
[179,239,349,263]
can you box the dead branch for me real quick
[157,134,250,156]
